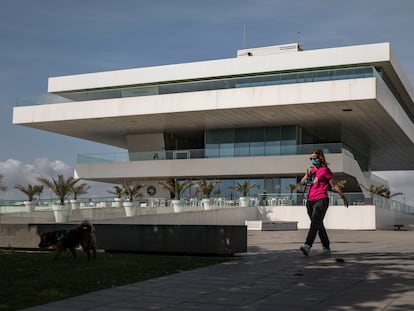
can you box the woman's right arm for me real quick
[301,167,311,184]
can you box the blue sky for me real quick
[1,0,414,201]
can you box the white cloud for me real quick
[0,158,71,199]
[0,158,71,185]
[0,158,114,200]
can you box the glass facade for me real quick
[45,66,377,103]
[180,177,300,202]
[205,126,297,158]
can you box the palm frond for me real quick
[123,181,145,201]
[107,185,124,199]
[15,184,44,201]
[37,175,79,205]
[0,174,7,192]
[195,180,220,199]
[230,181,259,197]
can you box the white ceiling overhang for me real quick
[13,78,414,171]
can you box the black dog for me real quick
[38,220,97,261]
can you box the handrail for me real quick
[2,192,413,214]
[15,66,376,106]
[77,143,345,163]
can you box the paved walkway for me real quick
[25,230,414,310]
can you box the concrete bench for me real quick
[394,224,414,231]
[0,223,247,256]
[394,224,405,231]
[245,220,297,231]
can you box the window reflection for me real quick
[205,126,299,158]
[62,66,376,102]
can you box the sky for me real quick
[1,0,414,202]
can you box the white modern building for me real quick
[12,42,414,213]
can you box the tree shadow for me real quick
[237,244,414,310]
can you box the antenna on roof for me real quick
[243,20,247,48]
[297,31,303,50]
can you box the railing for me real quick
[2,192,412,215]
[77,143,345,163]
[15,66,377,106]
[371,194,414,214]
[257,192,367,207]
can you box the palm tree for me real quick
[287,183,302,199]
[230,181,259,197]
[0,174,7,192]
[37,175,80,205]
[230,181,259,207]
[107,185,124,199]
[15,184,44,201]
[174,179,193,200]
[159,178,193,200]
[123,181,145,202]
[368,184,402,199]
[336,180,347,189]
[158,178,176,199]
[71,182,91,200]
[195,179,220,199]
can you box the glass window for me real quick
[250,128,264,155]
[281,178,297,196]
[314,70,332,82]
[225,179,237,199]
[220,143,235,157]
[235,128,250,142]
[353,67,373,78]
[334,69,353,80]
[281,126,296,141]
[265,127,281,141]
[274,178,281,193]
[206,129,221,144]
[73,66,378,101]
[281,177,299,204]
[235,142,249,156]
[250,128,264,142]
[265,75,281,86]
[180,82,196,93]
[210,80,223,91]
[249,76,265,87]
[249,178,264,196]
[264,178,274,194]
[265,141,280,155]
[220,129,235,143]
[206,129,234,144]
[280,73,298,84]
[297,72,313,83]
[280,141,296,155]
[250,141,265,156]
[205,144,219,158]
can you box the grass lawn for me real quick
[0,249,229,311]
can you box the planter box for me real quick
[0,224,248,256]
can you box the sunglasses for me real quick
[309,158,319,161]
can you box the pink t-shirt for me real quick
[307,166,333,202]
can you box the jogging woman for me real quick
[300,149,349,256]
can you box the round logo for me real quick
[146,185,156,196]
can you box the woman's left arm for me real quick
[329,179,349,208]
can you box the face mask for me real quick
[311,159,319,166]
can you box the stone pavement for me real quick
[24,230,414,310]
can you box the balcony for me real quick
[77,143,346,164]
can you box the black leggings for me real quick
[305,198,330,248]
